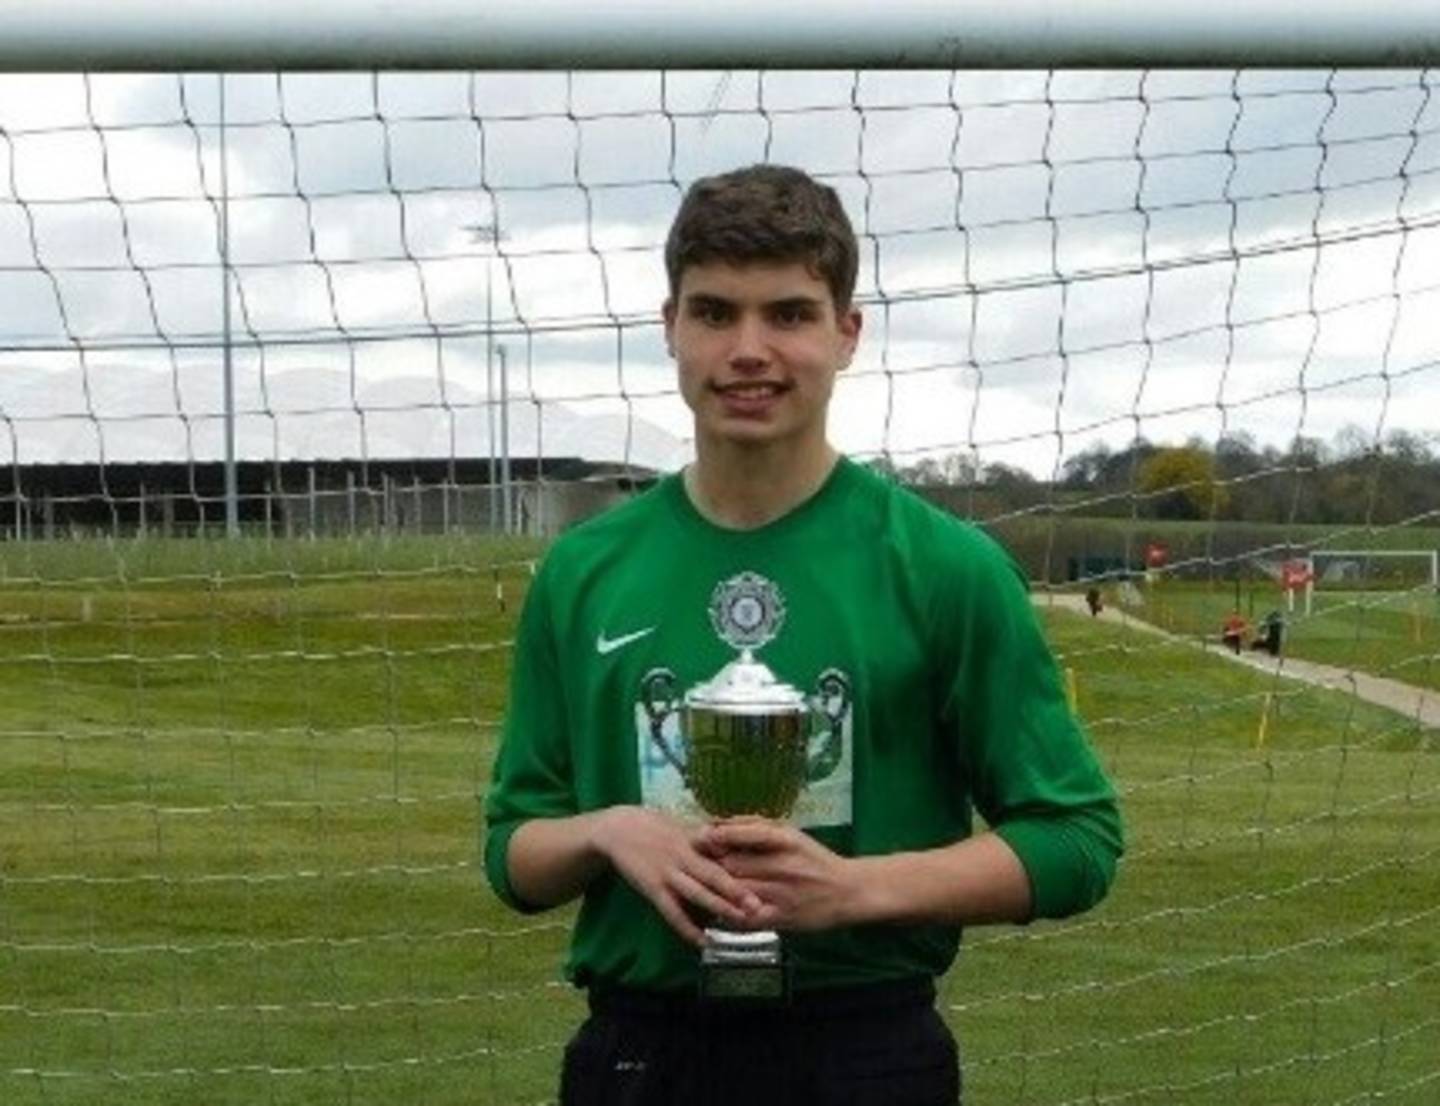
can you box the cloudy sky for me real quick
[1,68,1437,476]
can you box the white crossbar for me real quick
[0,1,1437,71]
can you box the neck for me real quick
[684,437,840,530]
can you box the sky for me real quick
[1,68,1437,476]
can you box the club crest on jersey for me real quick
[709,571,784,651]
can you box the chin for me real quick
[715,427,783,447]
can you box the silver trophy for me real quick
[640,572,848,1000]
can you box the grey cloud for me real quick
[854,71,956,107]
[26,198,139,271]
[375,72,474,121]
[669,113,773,181]
[91,73,188,128]
[756,72,862,112]
[568,72,666,116]
[10,129,107,201]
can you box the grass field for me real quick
[985,514,1440,587]
[2,536,1437,1105]
[1111,577,1440,692]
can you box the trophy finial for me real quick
[709,571,785,653]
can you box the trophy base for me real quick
[698,927,788,1002]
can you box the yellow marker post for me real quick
[1255,692,1273,750]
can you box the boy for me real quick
[483,164,1123,1105]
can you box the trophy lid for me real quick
[684,650,808,715]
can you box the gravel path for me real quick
[1036,592,1440,731]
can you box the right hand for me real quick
[595,806,763,946]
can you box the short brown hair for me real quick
[664,164,859,310]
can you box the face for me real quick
[663,260,861,456]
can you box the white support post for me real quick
[346,471,357,538]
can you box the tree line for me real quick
[874,428,1440,526]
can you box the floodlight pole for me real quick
[465,220,506,533]
[219,74,239,539]
[486,255,496,531]
[498,343,512,535]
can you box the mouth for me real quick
[712,380,790,400]
[711,380,790,419]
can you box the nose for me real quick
[727,313,769,373]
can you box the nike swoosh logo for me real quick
[595,627,656,655]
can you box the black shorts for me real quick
[559,977,960,1106]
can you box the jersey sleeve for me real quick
[481,557,576,912]
[938,533,1124,920]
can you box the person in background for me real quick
[1222,610,1249,654]
[1085,586,1104,617]
[1252,609,1284,657]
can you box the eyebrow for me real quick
[767,296,824,312]
[683,292,825,311]
[683,293,733,309]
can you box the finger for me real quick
[693,815,770,855]
[711,814,771,828]
[672,866,762,924]
[715,850,787,881]
[721,880,787,928]
[691,830,729,860]
[745,899,784,929]
[702,819,794,853]
[684,844,769,907]
[679,845,767,908]
[652,889,706,946]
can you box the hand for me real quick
[698,817,858,933]
[595,806,764,946]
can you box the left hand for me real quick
[698,816,858,932]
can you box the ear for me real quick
[837,305,862,367]
[662,298,677,356]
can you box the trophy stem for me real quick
[699,926,788,1001]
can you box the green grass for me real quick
[995,609,1440,1105]
[1114,578,1440,692]
[2,537,1437,1105]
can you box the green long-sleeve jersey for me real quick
[483,458,1123,992]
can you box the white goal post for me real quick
[0,0,1438,70]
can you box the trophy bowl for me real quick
[683,693,812,819]
[640,648,838,822]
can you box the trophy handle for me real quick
[807,668,849,783]
[639,667,686,775]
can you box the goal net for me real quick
[2,19,1439,1106]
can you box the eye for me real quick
[688,300,733,326]
[771,302,815,328]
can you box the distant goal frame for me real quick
[1292,549,1440,614]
